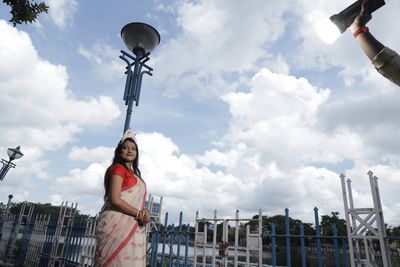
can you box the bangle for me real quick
[353,26,369,38]
[136,209,140,218]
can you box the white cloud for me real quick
[220,68,356,168]
[4,0,400,228]
[78,43,125,81]
[49,194,63,205]
[53,163,105,196]
[152,0,291,98]
[195,67,400,224]
[46,66,400,224]
[0,20,121,152]
[0,20,121,196]
[69,146,115,163]
[45,0,79,28]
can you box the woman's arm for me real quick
[109,174,144,220]
[350,0,384,61]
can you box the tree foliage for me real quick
[9,202,88,221]
[3,0,49,26]
[320,212,347,236]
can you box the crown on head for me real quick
[120,128,137,144]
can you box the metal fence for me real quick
[1,204,400,267]
[149,209,400,267]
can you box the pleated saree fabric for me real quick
[95,164,147,267]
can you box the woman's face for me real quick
[120,139,137,163]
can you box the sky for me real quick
[0,0,400,226]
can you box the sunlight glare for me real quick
[315,18,341,44]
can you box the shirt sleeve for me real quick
[107,163,137,190]
[372,47,400,87]
[107,163,126,178]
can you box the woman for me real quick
[95,129,150,267]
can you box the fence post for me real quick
[194,211,198,267]
[285,208,291,267]
[184,223,190,267]
[300,224,306,267]
[272,223,276,267]
[150,223,160,267]
[161,212,169,267]
[234,210,239,267]
[258,209,262,267]
[332,224,340,267]
[15,203,35,265]
[212,210,217,267]
[314,207,322,267]
[342,238,349,267]
[168,223,175,267]
[176,212,183,267]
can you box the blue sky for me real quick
[1,0,400,225]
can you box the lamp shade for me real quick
[7,146,23,161]
[121,22,160,56]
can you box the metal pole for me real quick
[314,207,322,267]
[300,224,306,267]
[271,223,276,267]
[258,209,262,267]
[340,174,356,267]
[212,210,217,267]
[119,50,154,133]
[368,171,391,267]
[0,159,15,181]
[123,59,140,132]
[0,195,13,242]
[285,208,291,267]
[193,211,198,267]
[332,224,340,267]
[176,212,183,267]
[234,210,239,267]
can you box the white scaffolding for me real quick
[194,209,263,267]
[340,171,391,267]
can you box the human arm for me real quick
[350,0,384,61]
[350,0,400,86]
[109,174,147,221]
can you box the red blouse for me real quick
[107,163,137,191]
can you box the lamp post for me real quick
[119,22,160,133]
[0,194,13,242]
[0,146,24,181]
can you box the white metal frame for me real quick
[194,209,263,267]
[340,171,391,267]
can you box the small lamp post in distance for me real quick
[0,146,24,181]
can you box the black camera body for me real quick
[330,0,385,33]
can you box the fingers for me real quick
[138,208,151,224]
[361,0,367,14]
[351,0,372,32]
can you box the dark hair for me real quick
[103,138,141,199]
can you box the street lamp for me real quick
[119,22,160,133]
[0,146,24,181]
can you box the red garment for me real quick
[107,163,137,191]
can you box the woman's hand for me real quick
[350,0,372,33]
[138,208,151,224]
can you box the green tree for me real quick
[387,225,400,247]
[247,214,314,247]
[320,212,347,237]
[3,0,49,26]
[10,202,88,221]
